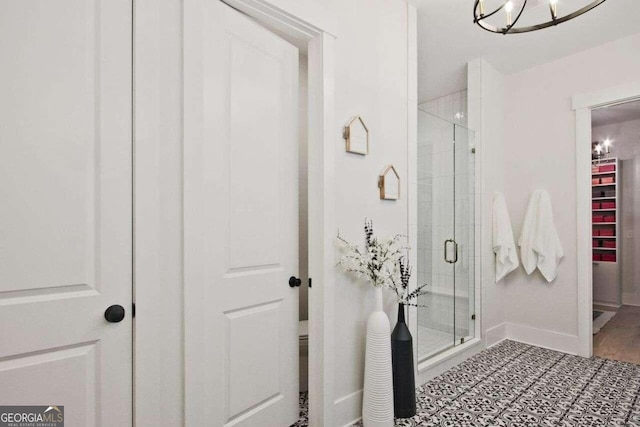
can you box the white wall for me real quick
[332,1,411,424]
[134,0,414,425]
[627,157,640,306]
[619,157,640,305]
[499,33,640,353]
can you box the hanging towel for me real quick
[519,190,542,275]
[518,190,564,282]
[493,192,519,283]
[532,190,564,282]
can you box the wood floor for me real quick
[593,305,640,365]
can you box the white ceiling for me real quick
[592,99,640,127]
[413,0,640,102]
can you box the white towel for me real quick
[493,192,519,283]
[518,190,564,282]
[519,190,542,275]
[532,191,564,282]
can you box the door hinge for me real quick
[471,314,476,320]
[132,302,136,318]
[308,278,312,288]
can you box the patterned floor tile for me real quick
[293,340,640,426]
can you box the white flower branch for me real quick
[336,219,430,307]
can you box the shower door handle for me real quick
[452,240,459,263]
[444,239,459,264]
[444,239,450,263]
[444,239,454,263]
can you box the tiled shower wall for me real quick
[418,90,468,128]
[416,90,475,354]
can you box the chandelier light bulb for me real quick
[505,1,514,26]
[504,1,514,13]
[549,0,558,18]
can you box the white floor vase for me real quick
[362,287,394,427]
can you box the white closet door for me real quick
[184,1,299,426]
[0,1,132,426]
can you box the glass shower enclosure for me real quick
[416,109,476,361]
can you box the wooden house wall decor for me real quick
[343,115,369,155]
[379,165,400,200]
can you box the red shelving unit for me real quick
[591,157,618,263]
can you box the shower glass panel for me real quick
[416,109,476,362]
[416,112,455,359]
[453,125,475,346]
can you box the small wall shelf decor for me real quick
[379,165,400,200]
[343,115,369,155]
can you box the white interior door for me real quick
[0,1,132,425]
[184,1,299,426]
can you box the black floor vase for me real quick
[391,303,416,418]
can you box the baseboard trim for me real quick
[334,389,362,427]
[593,300,622,308]
[342,418,361,427]
[506,322,579,355]
[622,293,640,307]
[485,322,507,348]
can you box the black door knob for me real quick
[289,276,302,287]
[104,305,126,323]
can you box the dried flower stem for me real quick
[336,219,429,306]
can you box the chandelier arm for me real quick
[504,0,528,34]
[546,0,607,25]
[475,20,502,34]
[474,0,607,34]
[474,0,510,24]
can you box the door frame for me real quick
[133,0,337,425]
[572,80,640,358]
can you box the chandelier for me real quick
[474,0,607,34]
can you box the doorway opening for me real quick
[590,99,640,364]
[297,51,310,424]
[249,20,311,425]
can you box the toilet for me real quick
[299,320,309,392]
